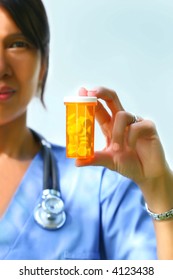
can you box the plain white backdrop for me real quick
[27,0,173,166]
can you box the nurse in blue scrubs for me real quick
[0,0,172,260]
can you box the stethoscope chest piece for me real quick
[34,189,66,230]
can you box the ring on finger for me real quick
[131,115,141,124]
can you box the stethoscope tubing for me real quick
[33,137,66,230]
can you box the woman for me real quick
[0,0,170,260]
[0,0,48,218]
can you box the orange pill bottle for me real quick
[64,96,97,158]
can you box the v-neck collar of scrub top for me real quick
[0,150,43,259]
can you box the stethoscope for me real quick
[34,137,66,230]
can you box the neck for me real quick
[0,114,40,160]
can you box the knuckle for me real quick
[115,110,126,121]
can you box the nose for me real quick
[0,47,12,79]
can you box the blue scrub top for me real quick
[0,141,157,260]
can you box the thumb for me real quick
[78,87,88,96]
[75,151,113,169]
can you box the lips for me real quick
[0,86,16,101]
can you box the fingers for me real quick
[127,119,158,148]
[78,87,88,96]
[78,86,157,151]
[78,87,110,127]
[112,110,157,148]
[75,150,113,169]
[75,115,157,169]
[88,87,124,114]
[78,87,124,128]
[111,111,142,145]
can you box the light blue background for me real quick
[27,0,173,166]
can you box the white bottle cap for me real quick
[64,96,97,103]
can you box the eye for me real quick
[9,40,29,49]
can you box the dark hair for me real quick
[0,0,50,106]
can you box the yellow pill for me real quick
[87,126,92,134]
[85,119,93,126]
[79,142,88,147]
[78,145,87,156]
[68,113,76,121]
[76,123,83,134]
[67,124,76,135]
[79,136,88,141]
[68,144,77,155]
[78,116,85,125]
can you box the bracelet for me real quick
[145,203,173,221]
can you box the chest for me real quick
[0,159,103,260]
[0,199,101,260]
[0,158,31,217]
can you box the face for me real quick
[0,6,45,126]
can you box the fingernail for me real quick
[79,87,88,95]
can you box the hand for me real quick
[76,87,169,188]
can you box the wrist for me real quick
[139,167,173,213]
[145,203,173,221]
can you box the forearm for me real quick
[139,167,173,259]
[153,219,173,259]
[138,164,173,209]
